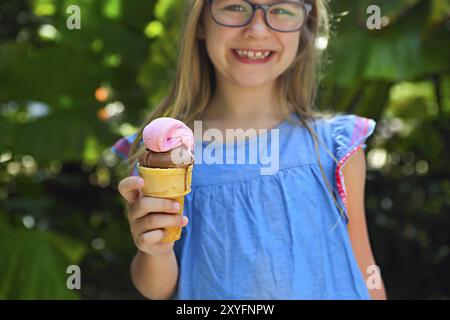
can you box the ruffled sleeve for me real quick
[110,132,142,176]
[331,114,377,220]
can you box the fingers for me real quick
[129,197,181,221]
[118,176,145,204]
[136,231,176,254]
[136,229,166,248]
[120,176,188,254]
[133,213,188,236]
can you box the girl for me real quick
[113,0,387,299]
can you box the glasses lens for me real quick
[267,3,305,31]
[211,0,253,26]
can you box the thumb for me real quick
[118,176,145,204]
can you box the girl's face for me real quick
[198,0,301,89]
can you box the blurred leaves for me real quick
[0,226,87,299]
[0,0,154,163]
[326,0,450,87]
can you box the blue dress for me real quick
[111,112,376,300]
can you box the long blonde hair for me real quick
[124,0,346,224]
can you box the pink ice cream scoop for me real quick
[143,117,194,153]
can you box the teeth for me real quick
[235,49,272,60]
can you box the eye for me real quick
[224,5,246,12]
[271,8,294,16]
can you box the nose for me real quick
[243,8,270,36]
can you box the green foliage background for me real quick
[0,0,449,299]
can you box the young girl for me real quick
[113,0,387,299]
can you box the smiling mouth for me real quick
[231,49,275,60]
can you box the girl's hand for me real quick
[118,176,188,257]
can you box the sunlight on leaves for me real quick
[103,0,122,20]
[144,20,165,38]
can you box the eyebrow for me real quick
[242,0,304,6]
[263,0,302,4]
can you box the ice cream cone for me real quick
[137,163,193,243]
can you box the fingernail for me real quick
[173,202,181,210]
[137,178,145,187]
[182,216,189,225]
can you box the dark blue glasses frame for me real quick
[207,0,313,33]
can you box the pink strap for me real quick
[335,117,369,214]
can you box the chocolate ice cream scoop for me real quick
[138,145,193,169]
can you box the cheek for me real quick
[205,33,224,65]
[281,34,301,63]
[205,29,235,65]
[204,21,223,57]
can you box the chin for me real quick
[232,75,274,88]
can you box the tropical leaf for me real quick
[326,0,450,86]
[0,226,87,299]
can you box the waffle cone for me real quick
[137,163,193,243]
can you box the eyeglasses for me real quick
[207,0,312,33]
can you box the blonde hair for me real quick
[123,0,346,225]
